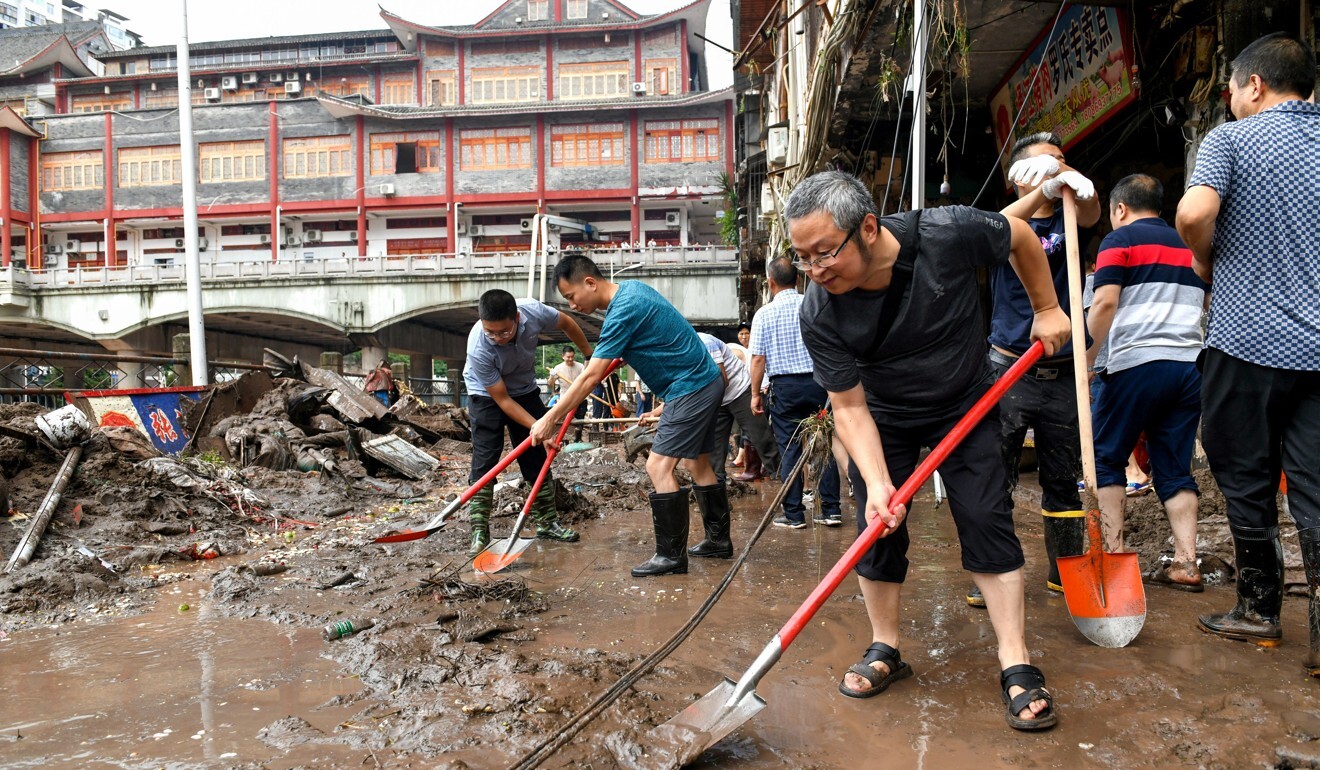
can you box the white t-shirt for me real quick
[549,360,584,390]
[698,333,750,405]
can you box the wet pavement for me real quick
[3,479,1319,769]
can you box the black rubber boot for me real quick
[689,483,733,559]
[1198,524,1284,644]
[1300,527,1320,676]
[632,489,690,577]
[1042,510,1086,593]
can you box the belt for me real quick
[769,372,814,381]
[988,348,1073,381]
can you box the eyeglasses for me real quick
[791,226,856,271]
[483,327,517,342]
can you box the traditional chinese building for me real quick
[0,0,733,269]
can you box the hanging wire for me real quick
[969,0,1069,208]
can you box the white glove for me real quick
[1007,154,1061,187]
[1040,170,1096,201]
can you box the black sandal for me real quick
[838,642,913,699]
[1000,664,1058,731]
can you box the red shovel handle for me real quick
[777,341,1045,648]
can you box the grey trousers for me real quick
[710,386,781,483]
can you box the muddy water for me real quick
[3,480,1318,769]
[0,575,372,769]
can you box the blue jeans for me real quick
[769,374,840,521]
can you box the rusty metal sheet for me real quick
[362,434,439,480]
[300,363,386,424]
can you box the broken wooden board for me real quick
[361,434,439,480]
[300,362,387,424]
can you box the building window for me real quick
[426,70,457,107]
[644,119,721,163]
[318,75,371,98]
[118,146,182,187]
[142,87,179,109]
[41,151,103,191]
[459,127,532,171]
[380,72,417,105]
[371,132,442,175]
[282,135,353,178]
[527,0,548,21]
[645,58,678,95]
[470,66,541,104]
[69,91,133,113]
[551,123,625,167]
[557,61,629,100]
[566,0,587,19]
[200,141,266,183]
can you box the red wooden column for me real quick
[356,115,368,256]
[680,20,689,93]
[1,129,11,267]
[629,109,640,243]
[445,117,456,251]
[28,135,38,266]
[268,101,280,261]
[457,43,466,104]
[536,115,546,210]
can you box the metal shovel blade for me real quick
[1057,513,1147,648]
[372,507,456,543]
[640,678,766,769]
[471,536,537,573]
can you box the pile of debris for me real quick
[0,355,641,626]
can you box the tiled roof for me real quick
[93,28,399,59]
[315,86,733,120]
[0,22,103,76]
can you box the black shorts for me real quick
[468,391,549,483]
[651,375,724,460]
[851,387,1024,582]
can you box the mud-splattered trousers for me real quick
[989,351,1084,514]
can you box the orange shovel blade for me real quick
[1057,513,1147,648]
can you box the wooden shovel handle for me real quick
[1061,188,1102,527]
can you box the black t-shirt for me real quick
[799,206,1012,424]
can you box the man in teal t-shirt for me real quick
[531,253,728,578]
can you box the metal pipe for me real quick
[176,0,209,386]
[0,347,265,368]
[910,0,928,211]
[5,445,82,573]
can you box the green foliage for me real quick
[718,171,740,248]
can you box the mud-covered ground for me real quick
[2,393,1318,769]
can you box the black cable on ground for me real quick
[506,448,812,770]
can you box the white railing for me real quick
[0,246,737,290]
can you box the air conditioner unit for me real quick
[285,72,300,82]
[767,125,789,165]
[285,235,301,247]
[44,243,62,255]
[174,238,185,248]
[664,212,681,227]
[284,81,302,95]
[519,218,534,232]
[203,87,221,101]
[303,228,323,242]
[348,231,358,242]
[198,238,209,249]
[631,82,647,94]
[259,233,271,244]
[268,72,283,83]
[241,72,259,85]
[377,182,395,196]
[65,239,81,252]
[760,182,775,215]
[220,75,239,91]
[467,224,484,237]
[456,221,467,235]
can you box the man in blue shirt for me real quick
[462,290,593,556]
[532,254,726,578]
[1177,32,1320,672]
[968,132,1100,608]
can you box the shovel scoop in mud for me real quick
[1057,512,1146,648]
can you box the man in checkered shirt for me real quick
[1176,32,1320,675]
[748,257,843,528]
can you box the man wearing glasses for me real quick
[748,257,843,528]
[787,170,1069,731]
[461,289,592,556]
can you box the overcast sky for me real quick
[83,0,734,87]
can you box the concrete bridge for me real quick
[0,247,740,373]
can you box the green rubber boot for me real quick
[467,485,492,556]
[530,474,578,542]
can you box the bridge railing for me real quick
[0,246,737,290]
